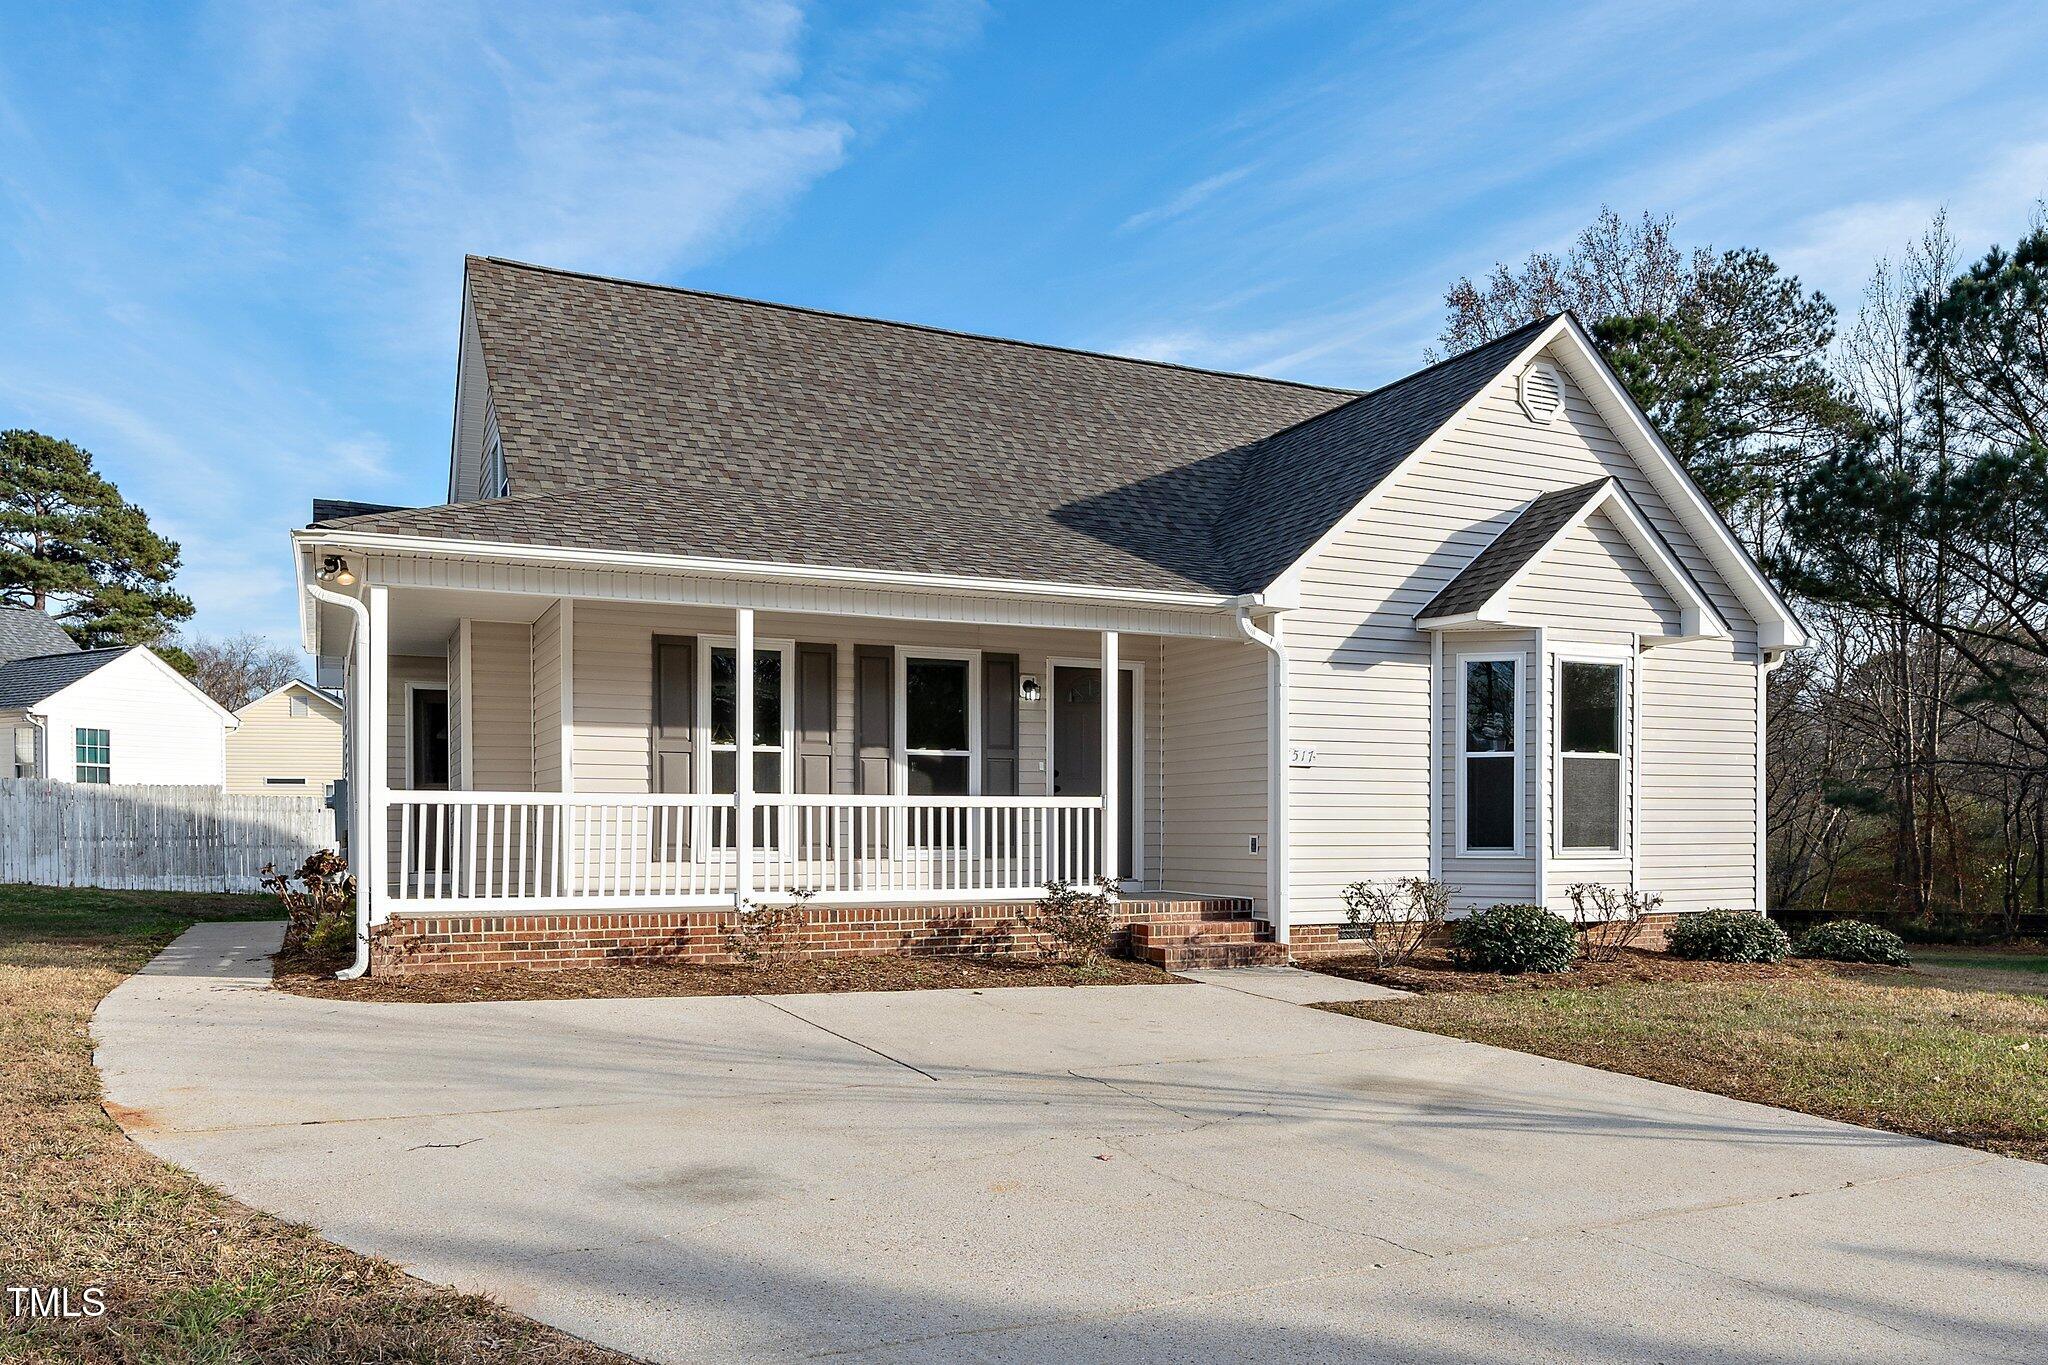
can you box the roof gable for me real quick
[1418,477,1725,640]
[0,647,130,709]
[238,680,343,718]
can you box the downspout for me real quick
[1757,648,1787,916]
[1234,605,1290,945]
[303,575,374,980]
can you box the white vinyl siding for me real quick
[530,601,565,790]
[468,621,535,792]
[225,686,343,794]
[34,651,229,788]
[1159,635,1268,906]
[561,602,1167,885]
[1289,346,1761,920]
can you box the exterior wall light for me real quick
[318,555,357,587]
[1018,675,1043,703]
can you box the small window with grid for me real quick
[74,728,111,784]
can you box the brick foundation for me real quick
[1285,912,1686,959]
[371,896,1256,976]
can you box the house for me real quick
[0,607,237,786]
[226,680,343,796]
[294,257,1803,975]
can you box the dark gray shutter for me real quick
[854,644,893,795]
[652,635,696,794]
[796,643,836,794]
[982,653,1019,796]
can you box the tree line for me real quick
[1441,206,2048,937]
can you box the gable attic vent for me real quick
[1518,360,1565,425]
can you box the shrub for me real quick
[1448,903,1578,974]
[1565,883,1662,963]
[1796,919,1911,966]
[262,850,357,961]
[725,888,817,965]
[1340,876,1454,968]
[1030,878,1119,968]
[1666,909,1791,963]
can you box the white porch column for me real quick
[1100,628,1119,890]
[734,606,755,909]
[364,585,390,925]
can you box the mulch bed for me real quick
[1307,945,1904,994]
[273,949,1181,1003]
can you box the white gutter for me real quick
[1757,648,1787,915]
[293,527,1244,614]
[302,574,373,980]
[1234,605,1290,945]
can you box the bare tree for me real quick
[175,632,306,710]
[1435,208,1705,355]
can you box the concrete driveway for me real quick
[96,923,2047,1362]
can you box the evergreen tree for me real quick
[0,428,193,646]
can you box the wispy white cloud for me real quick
[0,0,985,645]
[1120,166,1253,232]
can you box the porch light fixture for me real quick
[1018,675,1043,704]
[317,555,357,587]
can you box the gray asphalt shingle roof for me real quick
[0,647,131,710]
[0,606,80,664]
[315,260,1556,595]
[1417,479,1612,620]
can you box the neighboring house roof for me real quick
[0,606,81,664]
[236,679,344,718]
[1417,476,1728,640]
[0,646,242,727]
[0,647,132,709]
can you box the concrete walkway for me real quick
[96,922,2047,1363]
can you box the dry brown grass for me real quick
[0,885,629,1362]
[1324,973,2048,1162]
[276,949,1182,1004]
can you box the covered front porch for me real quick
[311,555,1278,957]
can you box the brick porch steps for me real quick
[1128,915,1286,970]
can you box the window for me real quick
[74,728,111,784]
[1458,657,1520,854]
[1558,660,1626,852]
[289,694,312,718]
[265,777,308,786]
[13,725,38,779]
[903,656,972,796]
[478,422,509,499]
[708,645,786,797]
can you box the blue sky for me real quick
[3,1,2045,650]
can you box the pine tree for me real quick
[0,428,193,646]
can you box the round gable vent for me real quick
[1518,360,1565,425]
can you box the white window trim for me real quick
[1455,651,1523,859]
[74,726,112,785]
[894,647,982,798]
[697,635,797,798]
[1553,650,1631,857]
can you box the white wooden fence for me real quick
[0,779,336,893]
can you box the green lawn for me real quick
[1916,947,2048,975]
[1324,974,2048,1162]
[0,883,625,1362]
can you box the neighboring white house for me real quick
[226,680,343,796]
[293,258,1804,973]
[0,608,236,787]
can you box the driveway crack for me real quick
[749,997,940,1081]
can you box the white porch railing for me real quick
[383,791,1103,911]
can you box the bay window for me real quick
[1558,659,1625,852]
[1458,656,1520,854]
